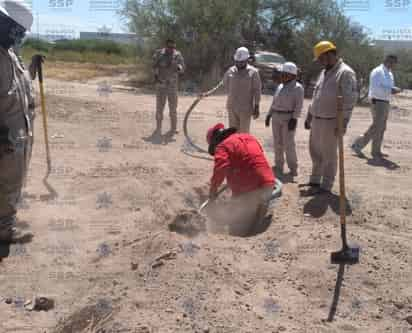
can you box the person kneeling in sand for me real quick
[205,123,275,237]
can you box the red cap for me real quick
[206,123,225,144]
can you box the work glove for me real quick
[0,143,14,157]
[304,113,312,130]
[0,126,14,157]
[392,87,402,94]
[253,104,260,119]
[209,189,218,201]
[288,118,297,131]
[265,114,272,127]
[177,64,183,73]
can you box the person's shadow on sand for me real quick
[366,156,400,170]
[301,191,353,218]
[352,151,400,170]
[142,129,177,145]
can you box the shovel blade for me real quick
[198,199,210,213]
[331,246,360,265]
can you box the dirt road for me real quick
[0,77,411,333]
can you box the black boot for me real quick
[170,117,179,134]
[0,226,32,244]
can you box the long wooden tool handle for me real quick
[37,62,52,172]
[337,94,348,247]
[199,184,228,212]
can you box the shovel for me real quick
[30,55,58,200]
[331,93,359,265]
[30,54,51,173]
[198,185,228,213]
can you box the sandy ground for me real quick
[0,75,412,333]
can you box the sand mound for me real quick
[168,209,207,237]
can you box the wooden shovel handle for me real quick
[337,95,346,227]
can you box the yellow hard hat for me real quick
[313,41,337,60]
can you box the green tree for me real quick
[122,0,383,98]
[393,49,412,89]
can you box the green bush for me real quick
[52,39,123,55]
[21,38,138,65]
[393,49,412,89]
[22,38,52,52]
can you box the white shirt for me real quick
[369,64,394,101]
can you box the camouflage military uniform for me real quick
[152,48,185,132]
[0,47,35,232]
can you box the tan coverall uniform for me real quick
[0,47,35,230]
[308,59,357,191]
[152,48,185,131]
[268,80,304,174]
[223,65,261,133]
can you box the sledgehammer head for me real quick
[331,246,360,265]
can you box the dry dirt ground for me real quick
[0,73,412,333]
[43,62,135,82]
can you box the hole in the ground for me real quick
[205,193,275,238]
[172,187,275,238]
[205,210,273,238]
[168,208,273,238]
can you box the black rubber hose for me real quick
[183,80,224,154]
[182,97,207,154]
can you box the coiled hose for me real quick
[183,80,224,154]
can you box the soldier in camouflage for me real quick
[0,0,35,243]
[152,38,185,136]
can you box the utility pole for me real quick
[37,12,39,40]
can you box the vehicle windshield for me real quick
[255,54,285,63]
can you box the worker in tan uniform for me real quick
[265,62,304,177]
[152,38,185,136]
[223,47,262,133]
[0,0,35,243]
[303,41,357,194]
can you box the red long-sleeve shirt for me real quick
[210,133,275,197]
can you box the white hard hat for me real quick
[234,47,250,62]
[0,0,33,31]
[282,62,298,75]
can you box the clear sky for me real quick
[341,0,412,40]
[25,0,412,40]
[26,0,125,37]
